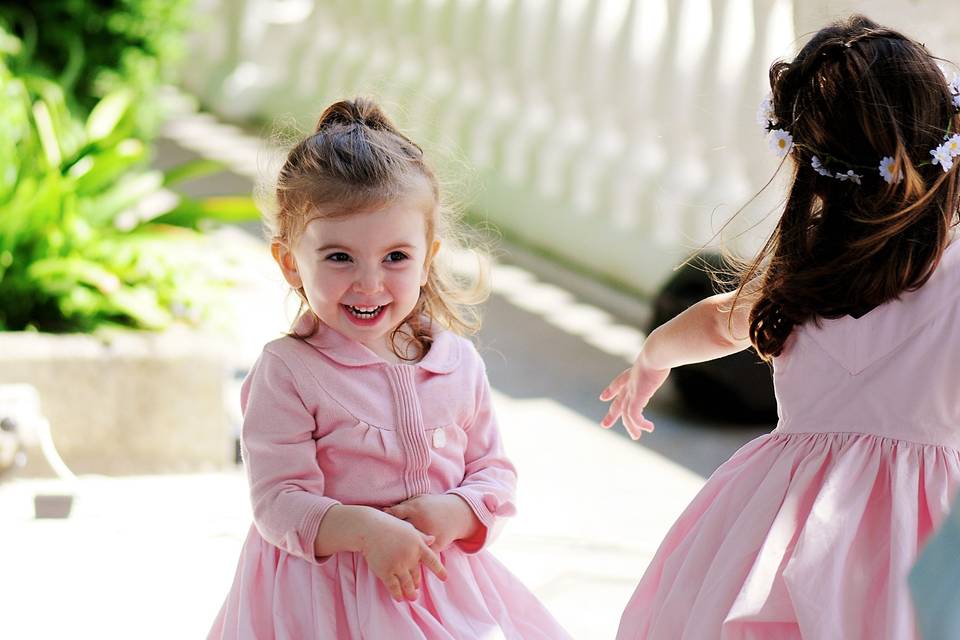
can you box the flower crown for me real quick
[759,74,960,185]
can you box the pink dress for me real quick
[209,316,570,639]
[618,239,960,640]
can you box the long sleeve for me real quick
[446,363,518,553]
[240,349,340,564]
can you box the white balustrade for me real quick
[180,0,958,294]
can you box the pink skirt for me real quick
[210,526,571,639]
[617,431,960,640]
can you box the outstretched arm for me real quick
[600,288,756,439]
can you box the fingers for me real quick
[397,570,418,601]
[600,393,625,429]
[386,574,404,601]
[420,545,447,581]
[599,368,630,401]
[385,504,409,520]
[410,566,421,591]
[623,402,656,440]
[426,534,445,553]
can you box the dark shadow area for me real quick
[479,294,770,479]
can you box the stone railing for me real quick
[182,0,957,294]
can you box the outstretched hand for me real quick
[599,354,670,440]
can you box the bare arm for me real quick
[641,289,754,370]
[600,289,756,439]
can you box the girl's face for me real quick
[274,189,439,361]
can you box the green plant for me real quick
[0,0,193,134]
[0,28,260,333]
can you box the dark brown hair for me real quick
[266,98,486,360]
[737,14,960,358]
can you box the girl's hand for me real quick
[599,353,670,440]
[385,494,480,552]
[359,509,448,601]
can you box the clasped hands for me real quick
[363,493,479,602]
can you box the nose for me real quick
[353,265,383,294]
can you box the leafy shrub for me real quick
[0,26,260,332]
[1,0,193,133]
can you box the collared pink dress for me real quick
[209,317,570,639]
[618,239,960,640]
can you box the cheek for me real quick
[305,267,351,300]
[386,269,425,297]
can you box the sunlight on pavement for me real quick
[0,390,704,640]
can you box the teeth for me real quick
[347,305,383,319]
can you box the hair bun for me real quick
[314,97,396,134]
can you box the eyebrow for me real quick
[316,243,418,253]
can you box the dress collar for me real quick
[294,314,460,374]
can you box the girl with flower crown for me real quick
[208,98,571,639]
[600,15,960,640]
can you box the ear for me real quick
[421,239,441,287]
[272,241,303,288]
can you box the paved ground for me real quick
[1,115,771,639]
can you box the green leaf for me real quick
[162,158,226,186]
[85,89,133,143]
[27,257,122,295]
[71,139,147,196]
[151,196,261,229]
[107,284,172,329]
[79,170,164,226]
[0,29,22,56]
[0,172,63,255]
[31,99,61,167]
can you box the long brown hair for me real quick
[738,15,960,358]
[265,97,487,360]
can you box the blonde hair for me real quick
[264,97,488,360]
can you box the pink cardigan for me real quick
[240,316,517,564]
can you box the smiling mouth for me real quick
[344,304,386,320]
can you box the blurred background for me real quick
[2,1,958,638]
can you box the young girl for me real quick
[601,15,960,640]
[209,98,570,639]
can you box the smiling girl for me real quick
[207,98,570,640]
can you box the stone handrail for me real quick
[181,0,958,294]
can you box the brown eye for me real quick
[385,251,409,262]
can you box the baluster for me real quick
[683,0,751,249]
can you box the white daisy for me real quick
[757,94,776,129]
[769,129,793,158]
[949,74,960,108]
[811,155,832,177]
[878,156,902,184]
[931,143,955,172]
[944,133,960,157]
[835,169,862,184]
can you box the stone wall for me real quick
[0,329,233,475]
